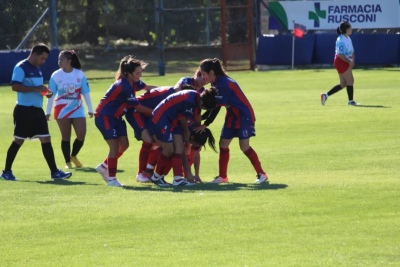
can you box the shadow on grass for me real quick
[20,180,99,186]
[74,167,125,173]
[355,104,390,108]
[122,182,288,192]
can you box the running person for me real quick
[199,58,268,184]
[46,50,93,169]
[1,44,72,181]
[321,22,358,106]
[94,57,152,186]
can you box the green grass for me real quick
[0,69,399,266]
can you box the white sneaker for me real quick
[254,173,269,184]
[95,163,108,182]
[136,172,150,183]
[348,100,359,106]
[173,178,196,186]
[320,93,328,106]
[107,178,124,187]
[209,176,229,183]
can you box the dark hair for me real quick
[191,128,217,152]
[31,43,50,56]
[181,84,195,90]
[199,58,228,76]
[337,22,351,35]
[200,87,217,110]
[115,56,148,80]
[60,50,82,69]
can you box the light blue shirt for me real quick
[335,35,354,61]
[11,59,44,108]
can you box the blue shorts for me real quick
[221,124,256,140]
[125,110,146,141]
[95,115,127,140]
[150,120,183,143]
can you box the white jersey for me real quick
[47,68,91,119]
[335,35,354,61]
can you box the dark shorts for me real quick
[13,105,50,139]
[95,115,127,140]
[125,111,146,141]
[221,124,256,140]
[150,120,183,143]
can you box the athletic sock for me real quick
[4,141,21,171]
[61,140,70,163]
[147,147,162,168]
[41,142,58,173]
[171,153,183,177]
[327,84,343,96]
[71,139,84,157]
[103,152,123,165]
[107,157,117,177]
[155,153,170,177]
[219,147,230,178]
[244,147,264,175]
[346,85,354,101]
[138,141,152,174]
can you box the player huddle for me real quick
[1,44,268,186]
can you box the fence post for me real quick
[155,0,165,76]
[49,0,58,48]
[220,0,227,68]
[206,0,210,46]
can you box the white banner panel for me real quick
[268,0,400,30]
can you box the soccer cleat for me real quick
[95,164,108,182]
[209,176,229,184]
[348,100,359,106]
[173,178,196,186]
[70,156,83,168]
[107,178,124,187]
[136,173,150,183]
[151,175,171,187]
[143,169,154,179]
[51,169,72,180]
[1,170,17,181]
[254,173,269,184]
[320,93,328,106]
[65,162,73,169]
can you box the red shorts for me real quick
[334,56,350,74]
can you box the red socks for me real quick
[138,142,152,174]
[155,153,170,176]
[107,157,117,177]
[171,153,183,177]
[244,147,264,174]
[219,147,230,178]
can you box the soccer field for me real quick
[0,69,399,266]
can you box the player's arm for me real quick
[192,147,202,183]
[11,67,47,93]
[144,85,157,91]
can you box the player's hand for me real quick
[194,124,207,133]
[88,112,94,118]
[349,61,355,69]
[186,174,196,183]
[46,114,51,121]
[194,175,203,183]
[45,91,53,98]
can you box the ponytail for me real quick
[115,56,147,81]
[336,26,342,35]
[337,21,351,35]
[60,50,82,70]
[199,58,228,77]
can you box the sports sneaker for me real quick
[173,178,196,186]
[65,162,73,169]
[51,169,72,180]
[136,172,150,183]
[107,178,124,187]
[143,169,154,179]
[1,170,17,181]
[95,163,108,182]
[320,93,328,106]
[348,100,359,106]
[254,173,269,184]
[151,175,171,187]
[70,156,83,168]
[209,176,229,183]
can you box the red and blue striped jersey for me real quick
[136,86,176,109]
[95,78,139,118]
[151,90,200,126]
[134,80,146,92]
[213,75,255,128]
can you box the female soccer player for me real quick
[199,58,268,184]
[174,69,206,92]
[46,50,93,169]
[149,89,216,187]
[321,22,358,106]
[94,57,152,186]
